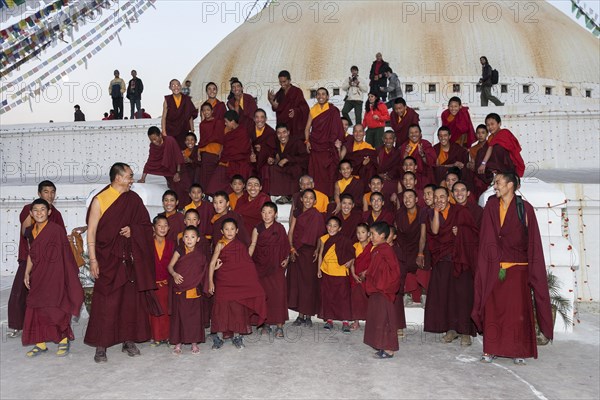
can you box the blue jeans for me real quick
[130,98,142,119]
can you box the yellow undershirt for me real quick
[314,191,329,213]
[320,234,348,276]
[352,141,375,151]
[310,103,330,120]
[97,186,121,216]
[173,94,182,108]
[256,127,265,138]
[32,220,48,239]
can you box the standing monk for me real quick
[204,82,227,120]
[441,97,475,148]
[472,173,553,365]
[340,124,378,192]
[234,177,271,235]
[85,163,161,363]
[226,79,257,126]
[305,87,345,197]
[477,113,525,178]
[433,126,469,186]
[389,98,420,148]
[399,125,436,187]
[268,70,309,142]
[249,109,277,187]
[198,102,225,192]
[161,79,198,150]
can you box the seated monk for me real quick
[340,124,378,192]
[441,96,476,148]
[204,82,227,120]
[362,192,394,225]
[389,97,420,148]
[329,159,365,215]
[433,126,469,186]
[161,79,198,149]
[249,108,277,190]
[234,177,271,235]
[198,102,225,193]
[266,123,308,203]
[476,113,525,178]
[226,79,257,126]
[398,124,436,187]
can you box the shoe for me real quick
[304,317,313,328]
[56,340,70,357]
[442,330,459,343]
[513,358,527,365]
[274,327,284,339]
[94,347,107,363]
[480,353,496,363]
[26,344,48,358]
[149,340,162,348]
[342,323,351,334]
[292,316,304,326]
[121,341,141,357]
[373,351,394,359]
[397,329,405,338]
[276,196,292,204]
[7,329,21,338]
[211,335,224,350]
[460,335,472,346]
[323,321,333,330]
[232,336,245,349]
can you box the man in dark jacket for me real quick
[369,53,389,101]
[127,70,144,119]
[478,57,504,107]
[74,105,85,121]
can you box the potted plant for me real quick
[537,270,572,345]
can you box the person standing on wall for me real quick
[127,70,144,119]
[109,70,126,119]
[478,57,504,107]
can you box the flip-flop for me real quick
[191,344,200,355]
[56,340,70,357]
[173,345,182,355]
[274,327,284,338]
[480,354,496,363]
[26,345,48,358]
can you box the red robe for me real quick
[398,139,436,186]
[308,104,345,197]
[288,207,326,316]
[252,222,291,324]
[211,238,267,332]
[433,142,469,185]
[335,209,363,240]
[150,238,175,342]
[181,145,201,189]
[266,138,308,196]
[376,146,403,198]
[390,107,420,148]
[142,136,187,203]
[227,93,258,125]
[210,210,250,248]
[249,123,277,184]
[198,118,225,191]
[330,177,365,210]
[207,124,252,194]
[320,234,355,321]
[194,201,215,239]
[364,243,401,351]
[169,246,208,344]
[343,136,378,192]
[84,187,162,348]
[487,129,525,177]
[351,242,372,320]
[441,107,476,148]
[161,211,185,244]
[272,85,309,141]
[424,205,478,336]
[234,192,271,234]
[362,209,395,225]
[164,94,198,149]
[472,196,553,358]
[206,99,226,121]
[463,201,483,227]
[9,204,65,331]
[22,222,83,345]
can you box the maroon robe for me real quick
[433,142,469,185]
[142,135,187,202]
[351,242,372,320]
[169,246,208,344]
[441,107,476,148]
[227,93,258,125]
[252,222,291,324]
[336,209,363,240]
[22,222,83,345]
[364,243,401,351]
[362,209,395,225]
[193,201,215,239]
[343,137,378,192]
[181,145,201,189]
[308,104,345,197]
[329,177,365,211]
[266,139,308,196]
[150,238,175,342]
[206,99,226,121]
[272,85,309,141]
[211,238,267,333]
[390,107,420,148]
[198,118,225,191]
[84,187,162,348]
[462,201,483,227]
[486,129,526,177]
[207,124,252,194]
[9,204,65,331]
[399,139,436,186]
[377,146,403,198]
[161,211,185,244]
[234,192,271,234]
[319,234,355,321]
[288,207,325,316]
[472,196,553,358]
[423,205,478,336]
[210,210,250,248]
[249,123,277,184]
[164,94,198,149]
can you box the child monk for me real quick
[228,175,245,210]
[332,194,363,240]
[208,219,267,349]
[364,222,401,359]
[149,215,175,347]
[184,184,215,239]
[210,191,250,247]
[198,101,225,191]
[362,192,394,225]
[22,199,83,357]
[317,216,355,333]
[182,132,201,186]
[350,223,372,330]
[168,226,208,355]
[160,190,185,244]
[331,159,365,214]
[249,202,291,338]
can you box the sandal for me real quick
[442,330,459,343]
[173,344,182,355]
[56,340,70,357]
[480,353,496,363]
[350,321,360,331]
[26,344,48,358]
[513,358,527,365]
[274,327,284,339]
[191,344,200,354]
[373,351,394,359]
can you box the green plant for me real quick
[546,270,573,327]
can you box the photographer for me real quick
[341,66,368,127]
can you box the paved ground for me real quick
[0,277,598,400]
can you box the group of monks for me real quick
[7,70,553,364]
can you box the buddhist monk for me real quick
[441,96,476,148]
[401,156,429,191]
[330,194,363,240]
[472,172,553,365]
[149,215,174,347]
[289,175,330,221]
[161,79,198,149]
[8,181,66,337]
[288,189,326,327]
[433,126,469,185]
[266,123,308,203]
[330,159,365,214]
[183,184,215,239]
[268,70,309,142]
[182,132,201,187]
[207,110,252,194]
[340,124,378,192]
[198,102,225,193]
[364,222,401,359]
[22,199,83,358]
[209,191,250,247]
[350,223,372,330]
[399,124,436,186]
[305,87,345,197]
[226,79,258,126]
[363,175,395,212]
[477,113,526,178]
[423,187,478,346]
[452,181,483,226]
[204,82,227,120]
[159,191,185,244]
[249,108,277,187]
[416,184,436,302]
[389,98,420,148]
[228,175,245,210]
[85,163,161,363]
[234,176,271,234]
[249,202,291,338]
[362,192,394,225]
[468,124,490,200]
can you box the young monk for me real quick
[8,181,66,337]
[168,226,208,355]
[177,209,200,242]
[468,124,491,199]
[389,97,420,147]
[226,79,258,126]
[267,70,310,142]
[290,175,329,220]
[198,101,225,192]
[209,191,250,247]
[433,126,469,185]
[364,222,401,359]
[234,176,271,234]
[331,159,365,214]
[317,216,355,333]
[249,202,291,338]
[159,190,185,243]
[22,199,83,357]
[249,108,277,186]
[340,124,378,192]
[149,215,174,347]
[453,181,483,226]
[161,79,198,149]
[182,132,201,186]
[350,223,372,330]
[331,194,363,239]
[387,226,407,334]
[362,192,394,225]
[208,219,267,349]
[228,175,246,210]
[288,189,326,327]
[395,171,425,209]
[305,87,345,197]
[376,131,403,197]
[440,96,476,148]
[204,82,227,120]
[476,113,526,178]
[363,175,391,212]
[399,125,436,186]
[184,184,214,239]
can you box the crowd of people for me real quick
[9,59,553,365]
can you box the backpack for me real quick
[491,69,499,85]
[515,195,528,234]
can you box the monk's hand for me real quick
[455,161,464,169]
[416,254,425,268]
[267,89,276,102]
[418,144,425,157]
[173,172,181,183]
[281,258,289,269]
[352,273,361,284]
[359,271,367,280]
[332,204,341,215]
[305,141,311,154]
[120,226,131,238]
[208,281,215,295]
[288,109,295,118]
[162,131,167,137]
[334,139,342,150]
[467,161,474,170]
[312,250,319,262]
[477,164,486,174]
[215,259,223,270]
[267,157,275,165]
[250,153,257,163]
[290,247,298,262]
[197,152,202,162]
[254,144,261,153]
[24,272,30,289]
[317,269,322,279]
[362,156,370,165]
[173,273,183,285]
[90,260,100,279]
[390,193,397,204]
[452,226,458,236]
[137,178,145,183]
